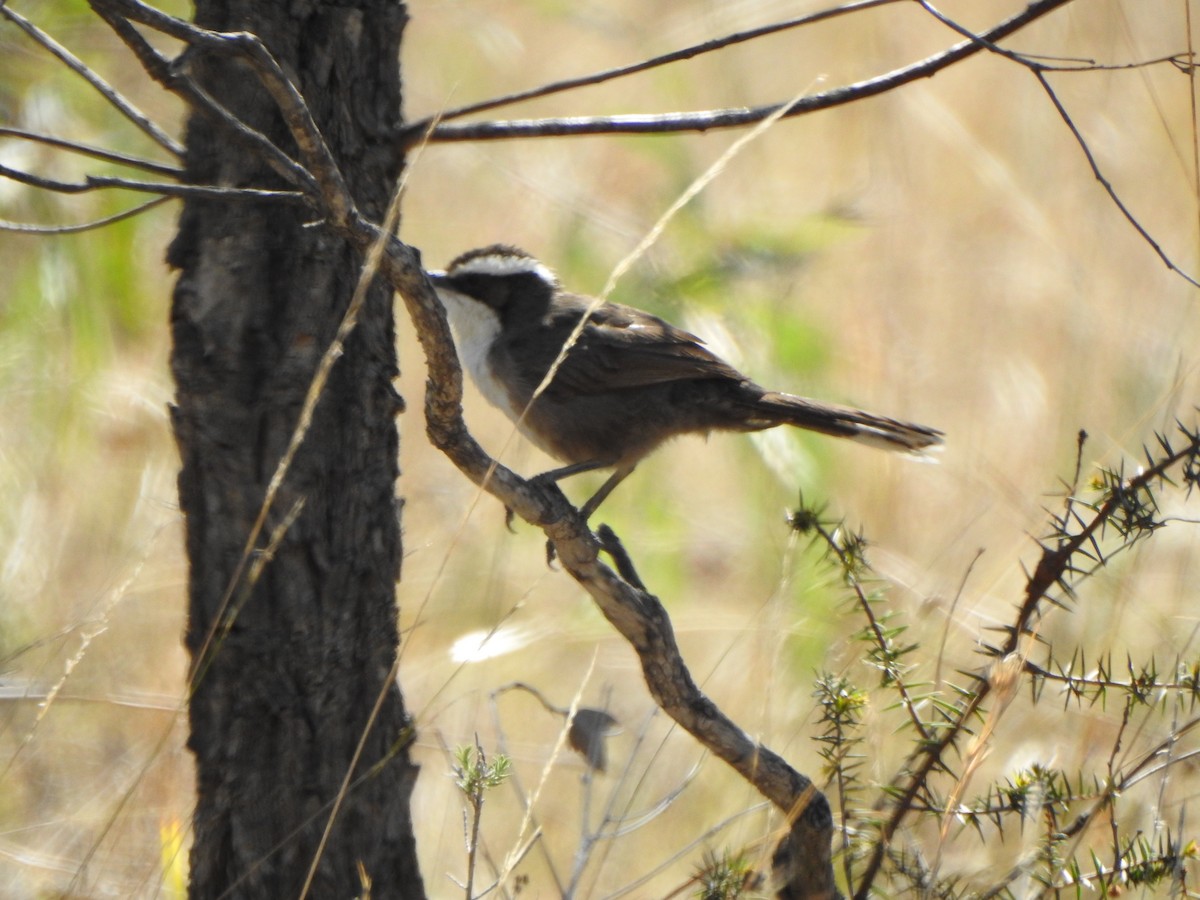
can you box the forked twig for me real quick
[0,127,182,177]
[0,196,170,234]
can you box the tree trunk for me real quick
[165,1,423,896]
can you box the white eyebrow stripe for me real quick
[448,253,558,286]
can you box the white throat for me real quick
[434,287,519,421]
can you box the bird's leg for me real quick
[578,463,636,522]
[506,459,613,531]
[535,459,612,486]
[525,460,635,568]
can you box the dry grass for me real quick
[1,0,1198,896]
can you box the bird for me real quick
[427,244,942,520]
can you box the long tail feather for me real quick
[755,391,943,453]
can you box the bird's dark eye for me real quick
[456,274,511,308]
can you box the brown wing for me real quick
[495,294,746,400]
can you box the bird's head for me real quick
[428,245,559,318]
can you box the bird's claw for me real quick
[595,524,646,592]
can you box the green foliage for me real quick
[453,743,512,799]
[813,672,869,889]
[692,848,756,900]
[452,742,511,898]
[813,672,867,788]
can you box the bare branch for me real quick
[448,0,1190,152]
[0,161,304,202]
[405,0,901,133]
[0,1,183,157]
[0,196,170,234]
[418,0,1077,143]
[1023,659,1200,698]
[0,127,181,178]
[91,0,357,219]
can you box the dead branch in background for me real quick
[0,196,170,234]
[0,161,302,201]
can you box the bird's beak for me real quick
[425,269,448,288]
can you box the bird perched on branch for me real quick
[428,245,942,520]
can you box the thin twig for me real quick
[0,196,170,234]
[606,803,770,899]
[917,0,1193,73]
[815,522,932,744]
[1032,68,1200,289]
[0,546,151,785]
[91,0,352,218]
[1023,659,1200,695]
[934,548,984,692]
[495,654,600,895]
[488,691,567,894]
[0,1,183,156]
[0,162,302,201]
[0,127,182,177]
[1187,0,1200,251]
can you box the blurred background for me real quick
[1,0,1198,895]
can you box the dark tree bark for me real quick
[165,1,423,896]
